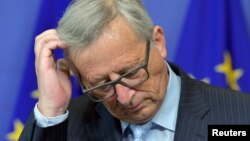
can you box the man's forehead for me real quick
[71,29,143,67]
[68,16,146,78]
[71,41,146,84]
[75,42,143,70]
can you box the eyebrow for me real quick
[85,75,107,87]
[86,42,148,87]
[119,58,145,74]
[85,59,142,87]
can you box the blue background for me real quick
[0,0,250,140]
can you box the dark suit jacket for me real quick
[19,63,250,141]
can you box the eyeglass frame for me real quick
[80,40,151,102]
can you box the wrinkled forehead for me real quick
[65,17,147,76]
[72,36,146,76]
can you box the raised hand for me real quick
[34,29,72,117]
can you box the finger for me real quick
[35,40,67,69]
[57,59,70,76]
[35,34,63,56]
[35,29,58,42]
[40,40,66,57]
[57,59,71,95]
[35,40,66,72]
[36,39,64,65]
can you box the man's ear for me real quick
[152,26,167,58]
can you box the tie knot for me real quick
[130,122,152,141]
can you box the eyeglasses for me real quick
[80,40,151,102]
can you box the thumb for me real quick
[57,58,71,95]
[57,58,70,75]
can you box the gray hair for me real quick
[57,0,154,49]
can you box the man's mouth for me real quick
[127,102,144,112]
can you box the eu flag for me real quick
[5,0,82,140]
[175,0,250,93]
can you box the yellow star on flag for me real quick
[6,119,24,141]
[215,51,243,90]
[31,89,39,99]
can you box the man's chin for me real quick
[123,107,156,124]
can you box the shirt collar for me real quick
[120,62,181,133]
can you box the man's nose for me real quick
[115,84,136,106]
[109,73,136,105]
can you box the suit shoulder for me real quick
[189,79,250,123]
[68,95,98,122]
[196,79,250,99]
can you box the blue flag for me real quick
[5,0,82,140]
[175,0,250,93]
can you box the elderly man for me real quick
[19,0,250,141]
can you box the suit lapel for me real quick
[86,103,122,141]
[169,63,210,141]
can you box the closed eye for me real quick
[123,69,140,79]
